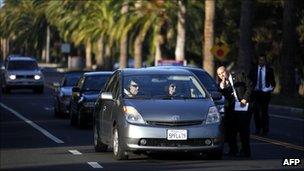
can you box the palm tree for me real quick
[175,0,186,62]
[280,0,296,96]
[203,0,215,77]
[119,1,129,69]
[0,0,49,58]
[237,0,253,73]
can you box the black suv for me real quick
[70,71,112,127]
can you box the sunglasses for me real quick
[131,84,138,88]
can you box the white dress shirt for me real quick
[255,66,273,92]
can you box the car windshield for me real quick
[82,75,109,91]
[7,60,38,70]
[123,74,207,99]
[63,75,81,86]
[191,70,218,92]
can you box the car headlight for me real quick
[9,75,16,80]
[34,75,41,80]
[83,102,95,107]
[216,104,225,113]
[206,106,220,124]
[123,106,146,124]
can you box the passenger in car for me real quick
[167,83,176,96]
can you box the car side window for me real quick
[111,75,120,99]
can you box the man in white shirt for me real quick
[249,55,276,135]
[217,66,252,157]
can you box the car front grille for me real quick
[139,138,211,147]
[16,75,34,79]
[146,120,203,127]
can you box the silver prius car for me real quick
[93,68,223,160]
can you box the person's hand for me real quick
[240,99,247,107]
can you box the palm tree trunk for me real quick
[280,0,296,96]
[85,41,92,69]
[46,25,51,63]
[119,2,129,69]
[134,34,143,68]
[175,0,186,62]
[238,0,253,74]
[96,36,104,68]
[155,34,162,66]
[1,38,9,60]
[203,0,215,77]
[104,44,112,70]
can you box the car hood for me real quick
[60,87,73,96]
[123,99,215,122]
[82,91,99,101]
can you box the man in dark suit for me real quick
[249,55,276,135]
[217,66,252,157]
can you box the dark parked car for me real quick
[53,71,84,117]
[1,56,44,94]
[70,71,112,127]
[93,68,223,160]
[149,66,225,116]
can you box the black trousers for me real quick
[253,91,271,133]
[224,107,251,155]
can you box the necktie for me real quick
[258,67,263,91]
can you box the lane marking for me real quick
[270,114,304,122]
[0,103,64,144]
[251,135,304,151]
[88,162,103,169]
[68,150,82,155]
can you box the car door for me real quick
[101,73,120,141]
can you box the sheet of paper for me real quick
[234,102,249,111]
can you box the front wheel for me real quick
[112,127,128,160]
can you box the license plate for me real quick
[167,130,187,140]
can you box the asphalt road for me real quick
[0,68,303,171]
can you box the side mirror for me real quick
[210,91,222,101]
[101,92,113,100]
[53,82,60,87]
[72,87,81,92]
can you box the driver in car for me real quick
[124,80,139,97]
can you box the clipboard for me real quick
[234,102,249,111]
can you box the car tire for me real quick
[206,149,223,160]
[2,86,10,94]
[94,123,108,152]
[70,110,77,126]
[112,127,128,160]
[77,112,85,128]
[54,99,61,118]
